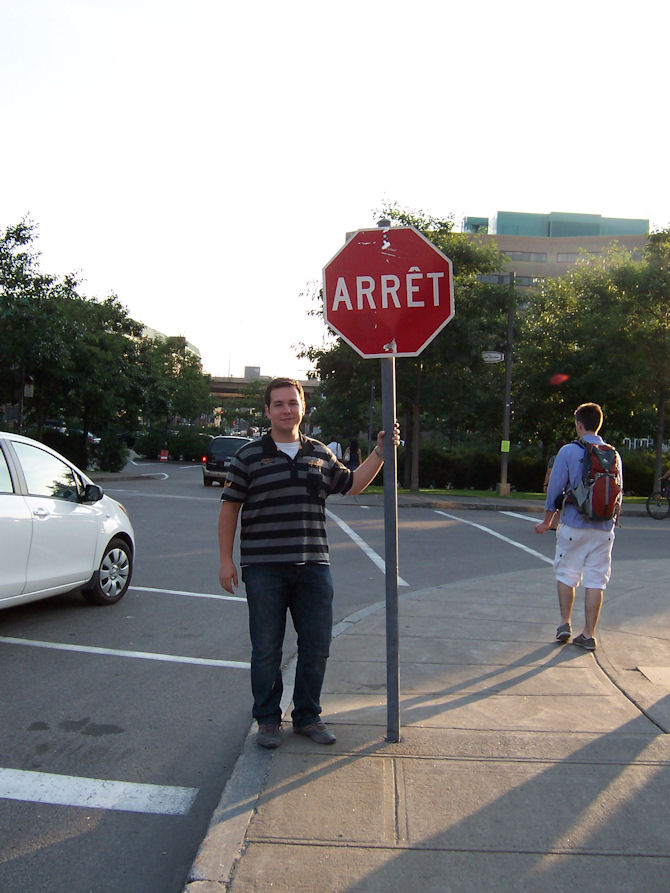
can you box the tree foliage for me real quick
[301,206,670,491]
[515,232,670,481]
[0,219,213,459]
[301,205,508,486]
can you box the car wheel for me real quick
[203,475,213,486]
[83,537,133,605]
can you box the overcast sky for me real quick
[2,0,668,380]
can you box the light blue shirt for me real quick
[545,434,621,531]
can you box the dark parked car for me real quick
[202,435,253,486]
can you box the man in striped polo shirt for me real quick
[218,377,399,748]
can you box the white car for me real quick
[0,431,135,609]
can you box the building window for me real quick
[506,251,547,262]
[478,274,508,285]
[557,252,578,263]
[478,273,543,287]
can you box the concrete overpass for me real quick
[209,375,320,404]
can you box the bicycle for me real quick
[646,480,670,519]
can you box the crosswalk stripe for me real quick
[0,767,197,815]
[131,585,246,602]
[0,637,250,668]
[326,508,410,586]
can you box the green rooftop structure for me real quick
[464,211,648,238]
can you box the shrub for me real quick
[94,436,129,473]
[171,428,214,461]
[507,452,546,492]
[134,427,214,462]
[417,442,500,490]
[617,449,656,496]
[406,441,545,491]
[135,429,170,460]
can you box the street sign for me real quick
[323,226,454,358]
[322,223,456,743]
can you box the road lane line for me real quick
[105,489,210,500]
[0,767,197,815]
[434,510,553,565]
[326,508,410,586]
[131,586,246,602]
[501,511,540,523]
[0,637,250,669]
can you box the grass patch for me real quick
[365,486,646,504]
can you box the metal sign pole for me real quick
[323,223,454,746]
[381,355,400,742]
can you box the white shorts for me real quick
[554,524,615,590]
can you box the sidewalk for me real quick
[184,546,670,891]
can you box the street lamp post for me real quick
[496,272,515,496]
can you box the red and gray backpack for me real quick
[565,439,622,522]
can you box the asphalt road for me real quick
[0,459,662,892]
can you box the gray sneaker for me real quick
[573,633,597,652]
[257,722,281,748]
[293,721,336,745]
[555,622,572,644]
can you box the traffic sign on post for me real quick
[323,226,454,358]
[323,223,455,744]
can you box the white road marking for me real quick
[326,508,410,586]
[0,637,250,669]
[122,467,169,480]
[434,510,553,565]
[0,767,197,815]
[131,585,246,603]
[501,511,540,523]
[105,489,210,500]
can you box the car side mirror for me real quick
[82,483,104,503]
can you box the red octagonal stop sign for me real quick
[323,226,454,358]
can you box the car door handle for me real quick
[33,507,50,518]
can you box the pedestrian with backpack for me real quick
[535,403,623,652]
[343,438,362,471]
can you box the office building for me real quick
[463,210,649,287]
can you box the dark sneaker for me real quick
[572,633,597,652]
[555,622,572,644]
[257,722,281,749]
[293,721,336,745]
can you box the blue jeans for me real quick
[241,563,334,727]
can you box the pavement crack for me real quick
[392,757,409,845]
[595,652,669,734]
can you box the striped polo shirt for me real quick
[221,432,354,565]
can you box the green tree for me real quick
[1,218,213,454]
[138,336,213,433]
[515,232,670,483]
[59,294,145,442]
[0,219,71,431]
[301,206,506,488]
[616,231,670,483]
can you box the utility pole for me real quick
[497,272,515,496]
